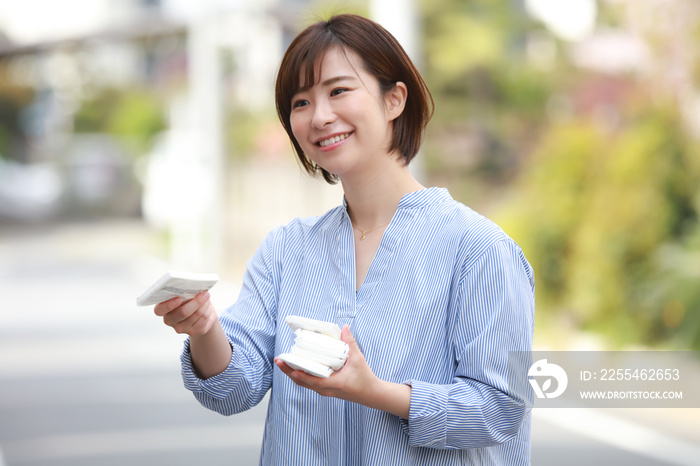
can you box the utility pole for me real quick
[170,1,225,272]
[370,0,420,67]
[370,0,425,181]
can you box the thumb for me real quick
[341,324,359,351]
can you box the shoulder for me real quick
[247,205,345,281]
[427,191,512,252]
[429,191,528,275]
[261,204,345,249]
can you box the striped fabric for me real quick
[181,187,535,465]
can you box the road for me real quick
[0,219,267,466]
[0,219,698,465]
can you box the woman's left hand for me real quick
[275,325,376,401]
[274,325,411,418]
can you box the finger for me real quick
[163,292,211,328]
[275,360,303,379]
[275,360,303,382]
[274,358,292,375]
[340,325,359,352]
[275,360,324,388]
[178,306,208,334]
[176,291,210,319]
[191,290,210,306]
[186,300,218,335]
[171,305,210,334]
[154,297,182,316]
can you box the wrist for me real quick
[364,378,411,419]
[190,321,232,379]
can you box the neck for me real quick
[342,162,424,229]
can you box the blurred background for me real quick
[0,0,698,465]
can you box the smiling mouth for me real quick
[318,132,352,147]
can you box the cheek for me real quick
[289,116,310,149]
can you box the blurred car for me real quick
[61,134,142,217]
[0,134,142,222]
[0,157,63,221]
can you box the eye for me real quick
[330,88,348,97]
[292,99,309,109]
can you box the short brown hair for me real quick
[275,14,434,184]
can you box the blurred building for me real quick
[0,0,354,274]
[0,0,311,223]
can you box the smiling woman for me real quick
[285,47,408,184]
[153,13,536,466]
[275,15,433,184]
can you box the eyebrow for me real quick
[294,75,357,96]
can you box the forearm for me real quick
[190,321,233,379]
[362,379,412,419]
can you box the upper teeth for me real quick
[319,133,350,147]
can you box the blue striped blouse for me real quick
[181,187,535,465]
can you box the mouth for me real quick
[316,132,352,148]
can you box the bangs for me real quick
[280,32,341,105]
[275,22,345,183]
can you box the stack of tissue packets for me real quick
[277,316,349,378]
[291,329,348,370]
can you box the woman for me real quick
[155,13,535,465]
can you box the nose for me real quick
[311,99,336,129]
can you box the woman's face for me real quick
[289,47,401,183]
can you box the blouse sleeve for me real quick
[180,228,281,416]
[405,239,535,449]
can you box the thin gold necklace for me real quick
[353,221,391,240]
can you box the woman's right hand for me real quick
[154,291,218,336]
[156,291,232,379]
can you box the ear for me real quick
[385,81,408,122]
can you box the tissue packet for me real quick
[277,315,349,378]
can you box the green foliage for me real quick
[0,91,31,159]
[495,103,700,349]
[73,87,166,156]
[418,0,700,350]
[420,0,553,190]
[225,108,270,160]
[0,124,9,158]
[426,15,505,83]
